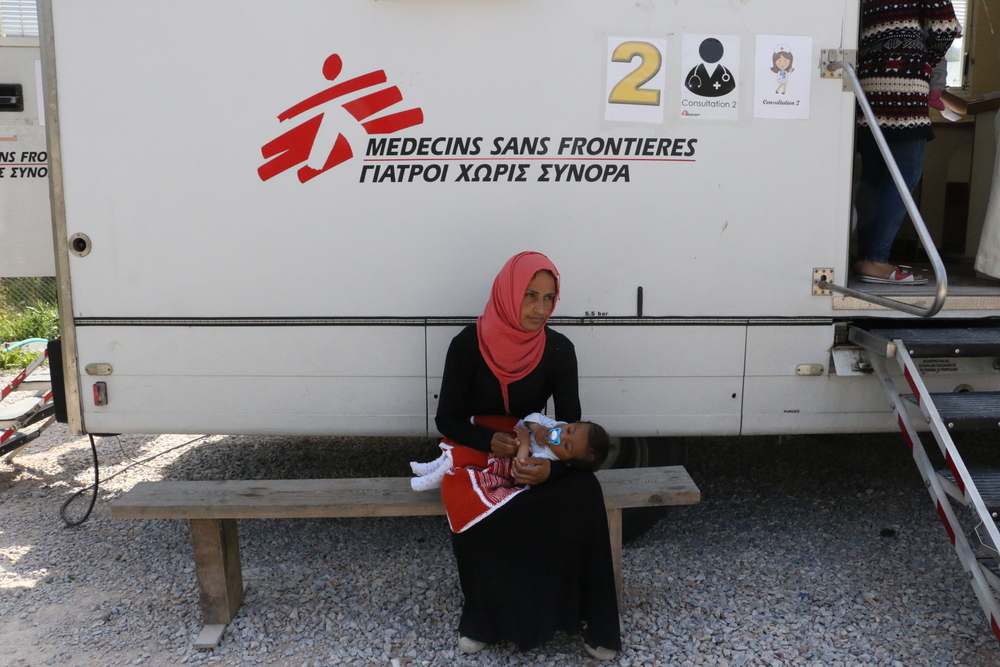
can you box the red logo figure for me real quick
[258,54,424,183]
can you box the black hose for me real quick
[60,433,99,527]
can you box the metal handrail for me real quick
[819,60,948,318]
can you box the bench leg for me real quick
[190,518,244,646]
[606,508,622,608]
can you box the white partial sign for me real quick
[605,37,668,124]
[753,35,812,119]
[680,35,740,120]
[0,47,54,278]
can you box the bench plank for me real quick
[111,478,445,519]
[594,466,701,507]
[109,466,699,520]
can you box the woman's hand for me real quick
[490,431,519,458]
[512,457,551,485]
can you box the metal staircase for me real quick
[850,325,1000,642]
[0,345,56,463]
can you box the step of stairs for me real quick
[19,369,51,392]
[903,392,1000,430]
[864,328,1000,358]
[939,468,1000,507]
[0,396,43,428]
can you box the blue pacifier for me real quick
[547,427,562,446]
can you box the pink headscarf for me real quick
[477,252,560,414]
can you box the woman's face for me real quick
[776,55,791,70]
[519,270,557,331]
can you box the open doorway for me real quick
[847,0,1000,300]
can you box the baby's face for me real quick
[550,422,593,463]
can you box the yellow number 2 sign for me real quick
[605,37,668,123]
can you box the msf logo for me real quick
[258,53,424,183]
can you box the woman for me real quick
[436,251,621,659]
[853,0,960,284]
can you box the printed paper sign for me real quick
[605,37,669,124]
[753,35,812,119]
[679,35,740,120]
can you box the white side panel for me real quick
[0,43,54,277]
[742,325,875,433]
[571,326,746,377]
[49,0,857,319]
[742,374,898,434]
[581,377,742,436]
[744,325,834,376]
[426,326,463,430]
[76,327,427,435]
[82,376,426,436]
[575,326,745,435]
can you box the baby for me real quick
[410,412,610,491]
[513,412,609,472]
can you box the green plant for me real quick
[0,346,39,371]
[0,305,59,370]
[0,305,59,342]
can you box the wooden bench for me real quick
[110,466,699,648]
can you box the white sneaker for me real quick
[410,463,449,491]
[584,644,616,660]
[410,453,447,476]
[459,636,485,654]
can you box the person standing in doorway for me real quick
[853,0,961,285]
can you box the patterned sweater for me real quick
[857,0,961,141]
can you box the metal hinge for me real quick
[812,268,834,296]
[820,49,857,91]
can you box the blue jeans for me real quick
[855,130,927,264]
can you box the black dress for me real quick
[436,325,621,651]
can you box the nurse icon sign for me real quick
[685,38,736,98]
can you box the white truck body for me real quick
[39,0,1000,438]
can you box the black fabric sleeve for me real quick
[545,460,571,483]
[434,329,495,451]
[551,334,582,423]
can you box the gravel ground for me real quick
[3,400,1000,666]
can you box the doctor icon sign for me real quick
[685,38,736,97]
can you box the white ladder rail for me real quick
[870,353,1000,640]
[0,346,49,401]
[892,343,1000,554]
[0,388,53,446]
[0,346,56,460]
